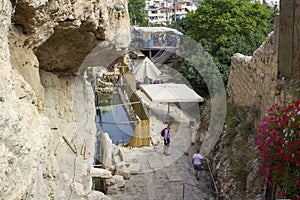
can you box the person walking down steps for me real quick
[163,124,171,156]
[192,150,204,180]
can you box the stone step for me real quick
[164,166,183,182]
[148,156,165,170]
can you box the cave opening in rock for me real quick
[92,177,106,194]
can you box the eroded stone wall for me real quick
[0,0,130,199]
[227,17,300,117]
[0,1,50,199]
[227,28,279,117]
[214,15,300,200]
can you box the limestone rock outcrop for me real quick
[0,0,130,199]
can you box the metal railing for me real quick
[206,159,219,195]
[183,183,219,200]
[183,159,219,200]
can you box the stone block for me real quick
[148,157,164,170]
[113,175,125,188]
[111,164,116,173]
[119,148,125,161]
[115,161,125,170]
[112,147,120,157]
[90,168,112,179]
[127,163,141,175]
[87,191,111,200]
[116,168,130,180]
[101,133,113,169]
[106,185,118,194]
[105,177,116,186]
[113,155,122,164]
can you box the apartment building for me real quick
[145,0,198,25]
[265,0,279,7]
[254,0,280,7]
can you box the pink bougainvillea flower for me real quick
[257,101,300,199]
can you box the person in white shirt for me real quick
[192,150,204,180]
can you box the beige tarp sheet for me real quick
[124,73,136,93]
[125,120,150,147]
[130,92,149,120]
[140,83,204,103]
[133,57,161,80]
[122,73,150,147]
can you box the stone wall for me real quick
[228,16,300,117]
[215,15,300,200]
[227,25,279,117]
[0,0,130,199]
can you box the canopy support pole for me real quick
[166,102,170,123]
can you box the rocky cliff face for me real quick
[0,0,130,199]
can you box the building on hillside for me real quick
[253,0,280,7]
[264,0,279,7]
[177,0,198,12]
[146,6,166,25]
[145,0,198,25]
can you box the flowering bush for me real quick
[256,100,300,199]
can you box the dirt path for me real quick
[108,103,216,200]
[109,146,215,200]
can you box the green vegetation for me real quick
[48,192,54,200]
[170,0,277,94]
[178,60,208,96]
[128,0,147,25]
[221,104,256,190]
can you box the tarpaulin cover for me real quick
[140,83,204,103]
[133,57,161,81]
[125,120,150,147]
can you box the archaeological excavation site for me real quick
[0,0,299,200]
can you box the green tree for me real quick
[128,0,147,25]
[168,18,189,34]
[170,0,276,91]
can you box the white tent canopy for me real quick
[140,83,204,103]
[139,83,204,122]
[133,57,161,81]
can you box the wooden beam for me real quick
[62,135,77,154]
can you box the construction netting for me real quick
[122,72,150,147]
[125,120,150,147]
[124,73,136,93]
[130,92,149,120]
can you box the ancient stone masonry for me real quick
[213,27,281,199]
[215,10,300,200]
[227,20,279,117]
[0,0,130,199]
[228,15,300,118]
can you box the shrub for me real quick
[256,101,300,199]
